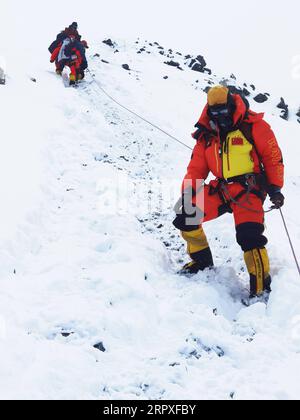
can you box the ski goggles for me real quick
[209,105,231,118]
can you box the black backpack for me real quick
[48,32,67,53]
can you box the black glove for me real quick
[268,186,285,209]
[173,187,204,231]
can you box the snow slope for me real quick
[0,36,300,400]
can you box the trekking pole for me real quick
[279,208,300,276]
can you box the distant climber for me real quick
[173,85,285,299]
[49,23,89,85]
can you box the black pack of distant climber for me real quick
[48,22,81,54]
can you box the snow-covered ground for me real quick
[1,28,300,400]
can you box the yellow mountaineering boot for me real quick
[244,248,272,298]
[69,74,76,86]
[179,227,214,275]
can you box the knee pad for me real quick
[173,214,200,232]
[236,222,268,252]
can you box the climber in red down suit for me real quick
[49,22,89,85]
[50,36,88,85]
[173,85,285,299]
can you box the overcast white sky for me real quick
[1,0,299,105]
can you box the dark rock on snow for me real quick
[164,60,183,70]
[253,93,269,103]
[242,88,251,97]
[188,55,210,74]
[122,64,131,71]
[61,332,74,338]
[277,97,288,110]
[227,85,250,98]
[103,39,115,48]
[277,98,289,120]
[192,64,211,75]
[94,342,106,352]
[280,109,289,121]
[191,63,205,73]
[188,59,196,68]
[196,55,207,67]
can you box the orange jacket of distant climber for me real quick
[50,44,62,63]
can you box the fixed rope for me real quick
[86,69,193,151]
[85,69,300,276]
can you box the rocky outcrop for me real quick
[103,39,116,48]
[277,98,289,121]
[130,38,300,122]
[253,93,269,103]
[164,61,183,70]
